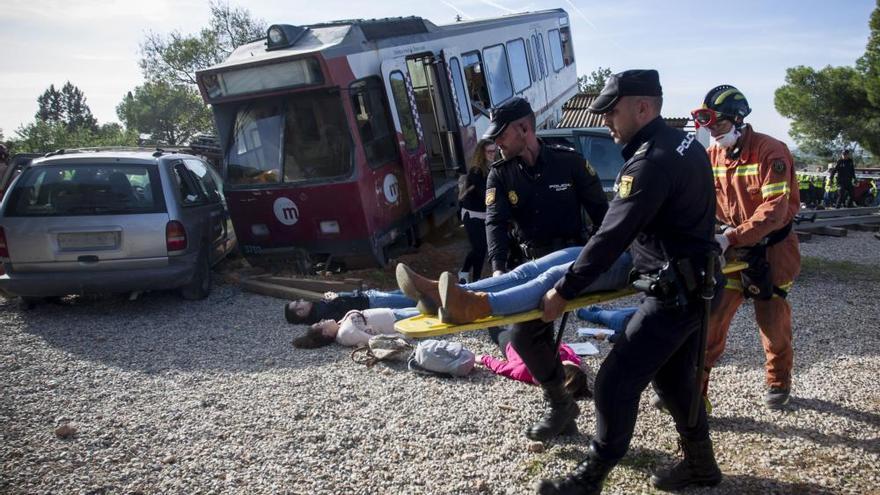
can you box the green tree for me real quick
[117,82,213,145]
[60,82,98,132]
[857,1,880,107]
[139,1,266,86]
[577,67,612,93]
[13,121,137,153]
[774,1,880,156]
[35,84,65,123]
[35,82,98,131]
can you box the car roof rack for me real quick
[39,146,202,158]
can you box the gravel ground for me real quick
[1,232,878,494]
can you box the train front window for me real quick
[224,92,353,186]
[226,101,284,185]
[350,78,398,169]
[282,90,353,182]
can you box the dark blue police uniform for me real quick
[538,69,722,495]
[485,141,608,272]
[554,115,716,460]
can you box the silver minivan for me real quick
[0,150,236,307]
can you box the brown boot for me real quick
[438,271,491,324]
[396,263,440,315]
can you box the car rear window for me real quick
[4,163,166,216]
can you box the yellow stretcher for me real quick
[394,261,747,339]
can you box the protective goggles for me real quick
[690,108,730,128]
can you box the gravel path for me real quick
[1,233,878,494]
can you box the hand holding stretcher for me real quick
[394,261,747,339]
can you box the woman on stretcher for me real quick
[397,250,633,324]
[284,248,633,325]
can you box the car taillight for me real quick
[166,221,187,253]
[0,226,8,259]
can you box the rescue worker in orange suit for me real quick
[692,85,801,409]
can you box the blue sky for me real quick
[0,0,875,146]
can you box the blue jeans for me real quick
[577,306,638,332]
[488,251,633,316]
[393,308,420,320]
[467,246,583,293]
[363,289,413,309]
[356,246,585,310]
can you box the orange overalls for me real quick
[703,125,801,393]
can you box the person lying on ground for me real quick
[576,305,638,343]
[401,251,634,324]
[477,327,592,399]
[292,308,417,349]
[285,246,587,325]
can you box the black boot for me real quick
[650,436,722,491]
[537,449,615,495]
[526,382,580,441]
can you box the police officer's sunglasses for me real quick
[690,108,729,128]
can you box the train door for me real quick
[404,53,464,194]
[441,48,478,170]
[381,58,434,211]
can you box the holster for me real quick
[740,245,775,300]
[739,222,792,301]
[632,257,705,310]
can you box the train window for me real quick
[548,27,574,71]
[226,101,284,185]
[389,71,420,151]
[350,78,399,169]
[506,39,531,93]
[559,27,575,66]
[482,44,513,105]
[525,41,536,83]
[448,57,471,127]
[535,34,548,79]
[282,90,353,182]
[549,29,563,72]
[461,51,491,117]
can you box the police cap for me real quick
[483,96,534,139]
[589,69,663,114]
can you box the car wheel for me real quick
[180,248,211,301]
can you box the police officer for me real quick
[483,96,608,275]
[538,70,722,494]
[480,97,608,442]
[834,149,856,208]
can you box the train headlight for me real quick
[320,221,340,235]
[251,224,270,237]
[266,24,308,51]
[268,26,285,45]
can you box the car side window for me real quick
[579,135,625,182]
[184,159,221,203]
[173,162,208,206]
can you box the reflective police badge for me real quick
[618,175,634,198]
[485,188,496,206]
[508,190,519,205]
